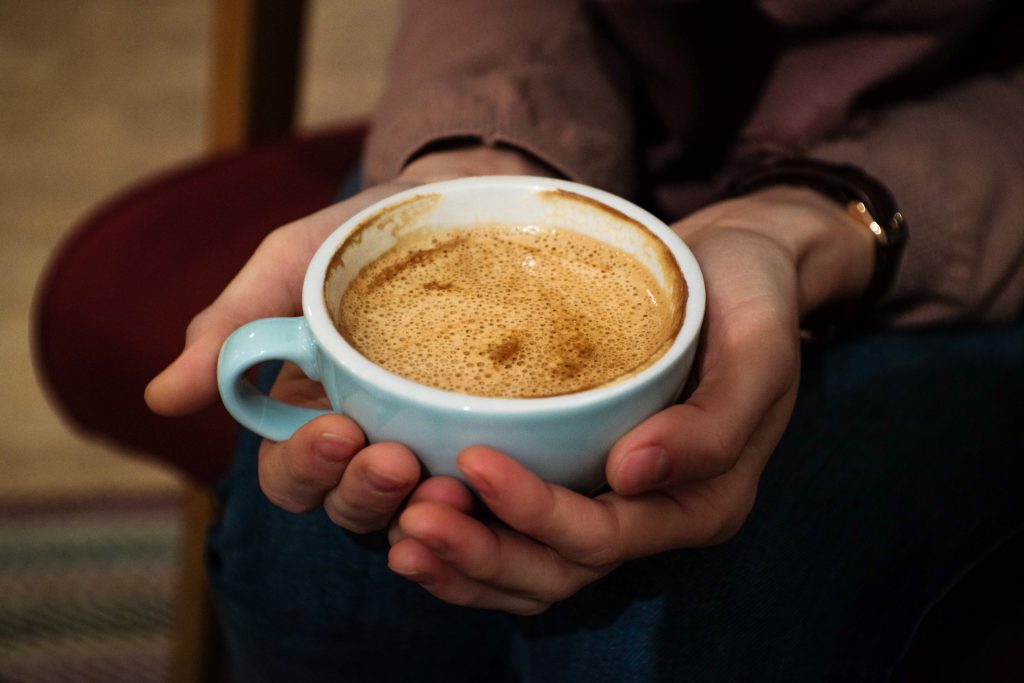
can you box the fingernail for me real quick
[314,433,358,465]
[623,446,669,491]
[460,464,496,501]
[389,564,434,587]
[365,467,408,494]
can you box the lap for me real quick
[208,323,1024,682]
[207,399,517,682]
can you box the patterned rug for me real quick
[0,494,183,683]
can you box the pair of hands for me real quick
[146,146,874,615]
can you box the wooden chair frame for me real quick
[174,2,308,681]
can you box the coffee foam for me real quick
[335,223,684,398]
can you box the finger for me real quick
[323,442,422,533]
[257,413,366,514]
[608,291,800,495]
[459,446,731,563]
[145,194,394,417]
[397,499,606,603]
[406,476,476,512]
[267,362,332,407]
[458,447,632,566]
[144,315,242,416]
[388,537,550,615]
[387,477,475,546]
[608,324,798,493]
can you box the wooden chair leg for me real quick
[171,484,225,683]
[209,0,308,152]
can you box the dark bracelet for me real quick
[726,157,908,331]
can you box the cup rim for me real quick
[302,175,705,414]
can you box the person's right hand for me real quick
[144,144,556,530]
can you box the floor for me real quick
[0,0,398,499]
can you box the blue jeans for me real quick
[207,320,1024,682]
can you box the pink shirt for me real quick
[366,0,1024,325]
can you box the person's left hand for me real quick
[385,187,875,614]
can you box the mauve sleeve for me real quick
[362,0,635,196]
[808,66,1024,326]
[739,0,1024,325]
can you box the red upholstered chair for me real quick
[34,126,366,491]
[33,124,366,680]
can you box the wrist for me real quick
[744,186,876,316]
[684,187,876,318]
[725,156,908,330]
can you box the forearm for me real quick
[364,0,635,194]
[808,65,1024,325]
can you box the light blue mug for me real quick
[217,176,705,492]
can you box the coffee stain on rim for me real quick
[538,188,689,350]
[539,188,642,228]
[325,192,443,303]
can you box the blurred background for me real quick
[3,3,1023,683]
[1,1,397,680]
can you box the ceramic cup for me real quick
[217,176,705,492]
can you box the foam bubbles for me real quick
[336,223,681,398]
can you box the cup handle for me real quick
[217,317,332,441]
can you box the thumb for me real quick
[607,312,799,496]
[145,313,243,416]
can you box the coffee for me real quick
[332,222,685,398]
